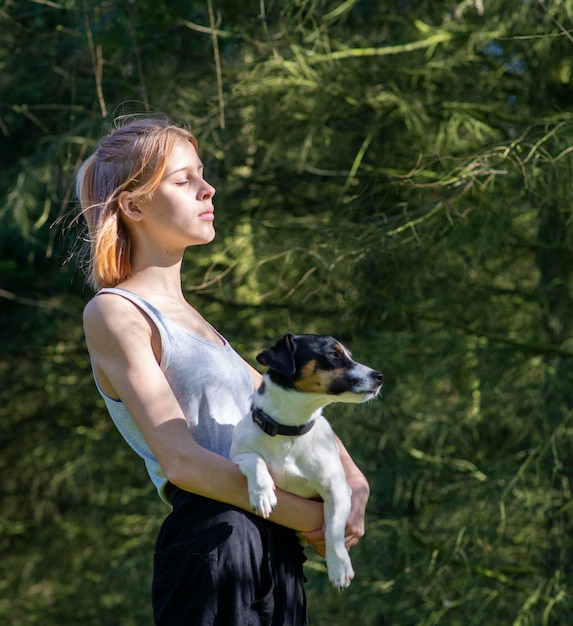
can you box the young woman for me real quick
[75,116,370,625]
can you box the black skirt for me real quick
[152,485,307,626]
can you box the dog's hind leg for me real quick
[233,452,278,518]
[322,482,354,590]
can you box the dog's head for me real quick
[256,333,383,403]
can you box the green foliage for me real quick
[3,0,573,623]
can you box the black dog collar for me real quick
[251,406,315,437]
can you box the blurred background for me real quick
[2,0,573,623]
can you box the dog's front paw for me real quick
[327,553,354,590]
[249,479,277,519]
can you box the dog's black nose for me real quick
[372,371,384,384]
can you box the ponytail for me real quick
[91,209,131,290]
[75,152,133,290]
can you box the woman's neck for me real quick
[119,261,186,301]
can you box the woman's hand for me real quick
[344,470,370,550]
[300,525,326,558]
[300,480,369,557]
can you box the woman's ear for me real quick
[118,191,143,222]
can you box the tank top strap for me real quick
[96,287,177,360]
[96,287,168,324]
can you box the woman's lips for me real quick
[199,208,215,221]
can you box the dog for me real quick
[231,333,383,590]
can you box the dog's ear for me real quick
[256,333,297,376]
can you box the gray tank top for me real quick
[93,287,255,503]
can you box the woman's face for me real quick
[130,138,217,252]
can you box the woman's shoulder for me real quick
[84,289,131,321]
[83,290,151,345]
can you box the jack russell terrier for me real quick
[231,333,383,590]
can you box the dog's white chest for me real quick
[266,452,319,499]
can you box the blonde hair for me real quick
[75,116,198,290]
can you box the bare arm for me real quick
[83,294,323,533]
[336,435,370,548]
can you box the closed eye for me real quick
[175,170,204,186]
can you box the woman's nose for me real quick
[200,180,216,199]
